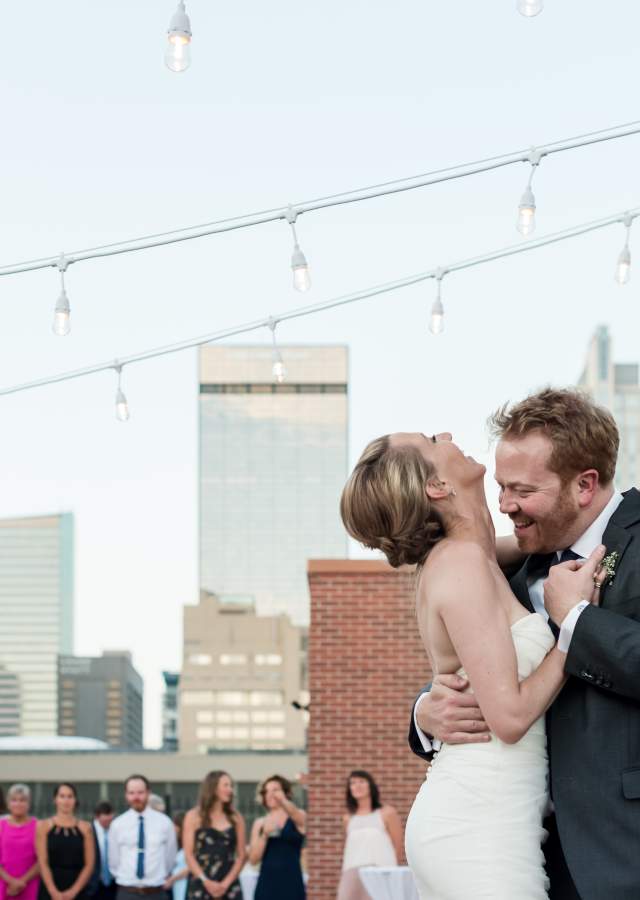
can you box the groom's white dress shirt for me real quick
[414,490,624,754]
[108,806,177,887]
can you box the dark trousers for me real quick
[544,815,582,900]
[93,885,117,900]
[116,889,168,900]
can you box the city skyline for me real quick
[2,0,640,745]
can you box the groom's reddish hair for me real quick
[488,387,619,485]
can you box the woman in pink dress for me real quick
[0,783,40,900]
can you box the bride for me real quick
[340,430,604,900]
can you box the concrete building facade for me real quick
[58,651,143,749]
[179,591,306,754]
[0,513,74,735]
[579,325,640,491]
[162,670,180,752]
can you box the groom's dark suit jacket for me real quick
[408,487,640,900]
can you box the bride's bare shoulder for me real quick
[427,539,490,570]
[421,541,493,602]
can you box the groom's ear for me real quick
[426,479,449,502]
[576,469,599,507]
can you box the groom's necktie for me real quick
[526,548,582,637]
[136,814,145,879]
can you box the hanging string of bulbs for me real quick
[1,120,639,341]
[2,205,637,420]
[164,0,545,73]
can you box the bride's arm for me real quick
[424,543,603,745]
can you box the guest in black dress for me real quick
[36,783,94,900]
[249,775,306,900]
[183,770,246,900]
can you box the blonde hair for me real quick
[488,387,619,485]
[340,435,445,568]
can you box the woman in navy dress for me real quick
[249,775,306,900]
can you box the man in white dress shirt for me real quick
[108,775,177,900]
[89,801,116,900]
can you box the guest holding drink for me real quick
[248,775,306,900]
[36,784,94,900]
[336,771,402,900]
[0,784,39,900]
[184,771,246,900]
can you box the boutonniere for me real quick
[599,550,620,585]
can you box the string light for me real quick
[429,269,445,335]
[517,0,544,16]
[165,1,192,73]
[114,364,130,422]
[268,318,286,383]
[517,150,542,236]
[615,213,633,285]
[2,206,640,403]
[52,254,71,337]
[286,206,311,292]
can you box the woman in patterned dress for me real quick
[183,771,246,900]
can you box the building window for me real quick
[182,690,215,705]
[196,726,215,739]
[255,654,283,666]
[188,654,213,666]
[196,711,214,724]
[216,727,250,740]
[220,654,248,665]
[217,691,249,706]
[250,691,283,707]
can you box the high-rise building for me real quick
[179,591,306,754]
[58,651,144,748]
[0,513,74,736]
[578,325,640,490]
[199,345,348,627]
[0,666,20,737]
[162,671,180,752]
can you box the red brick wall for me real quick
[306,560,432,900]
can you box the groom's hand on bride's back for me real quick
[417,674,491,744]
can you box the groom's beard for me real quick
[512,488,579,554]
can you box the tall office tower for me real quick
[0,666,20,736]
[179,591,306,754]
[199,345,349,627]
[0,513,74,735]
[578,325,640,490]
[58,651,144,748]
[162,670,180,751]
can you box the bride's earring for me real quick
[448,485,457,498]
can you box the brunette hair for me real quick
[340,435,445,568]
[257,774,293,807]
[488,387,619,485]
[53,782,78,807]
[173,810,186,848]
[94,801,113,816]
[125,774,150,791]
[345,770,382,813]
[197,770,237,827]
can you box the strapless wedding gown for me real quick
[405,612,554,900]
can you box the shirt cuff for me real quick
[413,692,441,753]
[557,600,590,653]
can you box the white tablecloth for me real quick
[359,866,419,900]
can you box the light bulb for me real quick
[291,244,311,292]
[115,388,130,422]
[517,187,536,236]
[272,358,286,383]
[616,245,631,285]
[52,289,70,337]
[429,298,444,335]
[166,2,192,72]
[517,0,543,16]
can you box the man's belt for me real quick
[117,887,166,895]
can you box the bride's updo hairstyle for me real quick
[340,435,445,568]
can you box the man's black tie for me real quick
[526,548,582,638]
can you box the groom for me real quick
[408,387,640,900]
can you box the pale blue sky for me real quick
[1,1,639,745]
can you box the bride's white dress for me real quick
[405,612,554,900]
